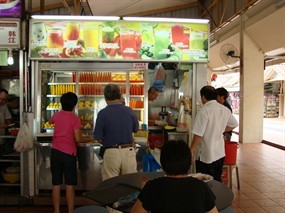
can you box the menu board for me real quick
[29,19,209,62]
[0,0,22,18]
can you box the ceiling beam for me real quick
[123,2,198,17]
[31,0,74,13]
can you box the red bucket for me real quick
[224,141,238,165]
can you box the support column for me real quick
[279,81,285,118]
[239,32,264,143]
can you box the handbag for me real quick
[14,123,34,152]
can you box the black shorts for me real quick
[50,148,77,186]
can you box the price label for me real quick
[0,21,20,48]
[133,63,148,70]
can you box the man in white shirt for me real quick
[0,88,12,135]
[191,86,238,182]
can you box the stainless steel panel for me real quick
[36,142,102,192]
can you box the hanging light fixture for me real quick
[7,49,14,65]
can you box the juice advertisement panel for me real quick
[29,19,209,62]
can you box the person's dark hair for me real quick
[148,86,158,95]
[104,84,121,101]
[200,86,217,101]
[0,88,9,95]
[216,87,229,99]
[160,140,191,175]
[60,92,78,111]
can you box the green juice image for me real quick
[154,30,170,59]
[190,31,204,50]
[102,26,114,43]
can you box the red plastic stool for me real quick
[224,141,240,189]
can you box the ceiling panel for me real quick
[87,0,194,16]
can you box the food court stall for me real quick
[28,15,209,194]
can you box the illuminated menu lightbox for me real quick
[29,19,209,62]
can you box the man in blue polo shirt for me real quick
[93,84,139,181]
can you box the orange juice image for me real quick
[120,30,137,59]
[84,26,98,56]
[171,25,189,49]
[66,22,80,40]
[47,28,64,49]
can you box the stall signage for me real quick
[0,21,20,48]
[0,0,22,18]
[133,63,148,70]
[29,20,209,62]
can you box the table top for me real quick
[83,172,234,212]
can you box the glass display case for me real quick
[32,62,148,192]
[34,63,148,136]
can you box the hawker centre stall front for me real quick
[27,15,210,195]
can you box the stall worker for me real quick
[0,88,12,135]
[148,86,167,126]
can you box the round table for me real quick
[83,172,234,212]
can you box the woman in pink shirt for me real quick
[49,92,94,213]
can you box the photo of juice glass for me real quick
[120,30,137,59]
[102,26,114,43]
[66,22,80,40]
[46,28,64,49]
[140,24,154,45]
[154,30,170,59]
[32,22,47,42]
[171,25,189,49]
[84,26,98,56]
[190,31,204,50]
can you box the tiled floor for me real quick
[231,143,285,213]
[0,143,284,213]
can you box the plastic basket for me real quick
[224,141,238,165]
[133,130,149,145]
[133,130,148,138]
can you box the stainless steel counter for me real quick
[35,137,103,193]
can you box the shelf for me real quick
[130,95,144,98]
[78,95,104,98]
[47,95,61,98]
[46,108,60,110]
[130,82,144,84]
[0,182,21,186]
[48,82,75,85]
[0,158,20,162]
[0,135,16,139]
[131,108,144,111]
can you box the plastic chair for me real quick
[73,205,108,213]
[224,141,240,189]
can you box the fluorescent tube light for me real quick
[31,15,120,21]
[123,17,209,24]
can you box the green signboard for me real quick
[29,19,209,62]
[0,50,8,66]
